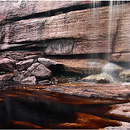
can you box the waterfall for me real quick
[90,0,101,56]
[108,0,124,61]
[102,62,122,82]
[108,0,113,52]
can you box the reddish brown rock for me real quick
[5,1,92,19]
[1,3,125,54]
[0,1,130,62]
[114,12,130,53]
[42,82,130,100]
[26,63,52,79]
[16,59,34,71]
[0,1,17,22]
[110,53,130,62]
[52,58,107,74]
[38,57,59,67]
[1,51,43,61]
[2,3,129,56]
[0,73,14,81]
[13,71,26,82]
[0,58,16,72]
[21,76,36,85]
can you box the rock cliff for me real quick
[0,1,130,62]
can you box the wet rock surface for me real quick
[96,73,112,83]
[32,82,130,100]
[82,74,98,82]
[103,121,130,130]
[120,70,130,82]
[82,73,113,83]
[102,63,123,79]
[109,102,130,122]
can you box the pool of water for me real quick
[0,81,129,129]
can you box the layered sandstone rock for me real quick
[52,59,107,74]
[0,1,130,62]
[1,1,92,20]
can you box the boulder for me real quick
[26,63,52,79]
[82,73,112,83]
[120,70,130,82]
[38,58,59,67]
[0,58,16,72]
[21,76,36,85]
[0,73,14,81]
[16,59,34,71]
[82,74,99,82]
[13,71,26,82]
[96,73,112,83]
[26,63,39,76]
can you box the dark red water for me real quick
[0,81,127,129]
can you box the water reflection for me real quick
[0,87,124,129]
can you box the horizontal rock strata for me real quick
[0,1,130,64]
[37,82,130,100]
[0,2,130,62]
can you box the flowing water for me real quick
[102,62,120,82]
